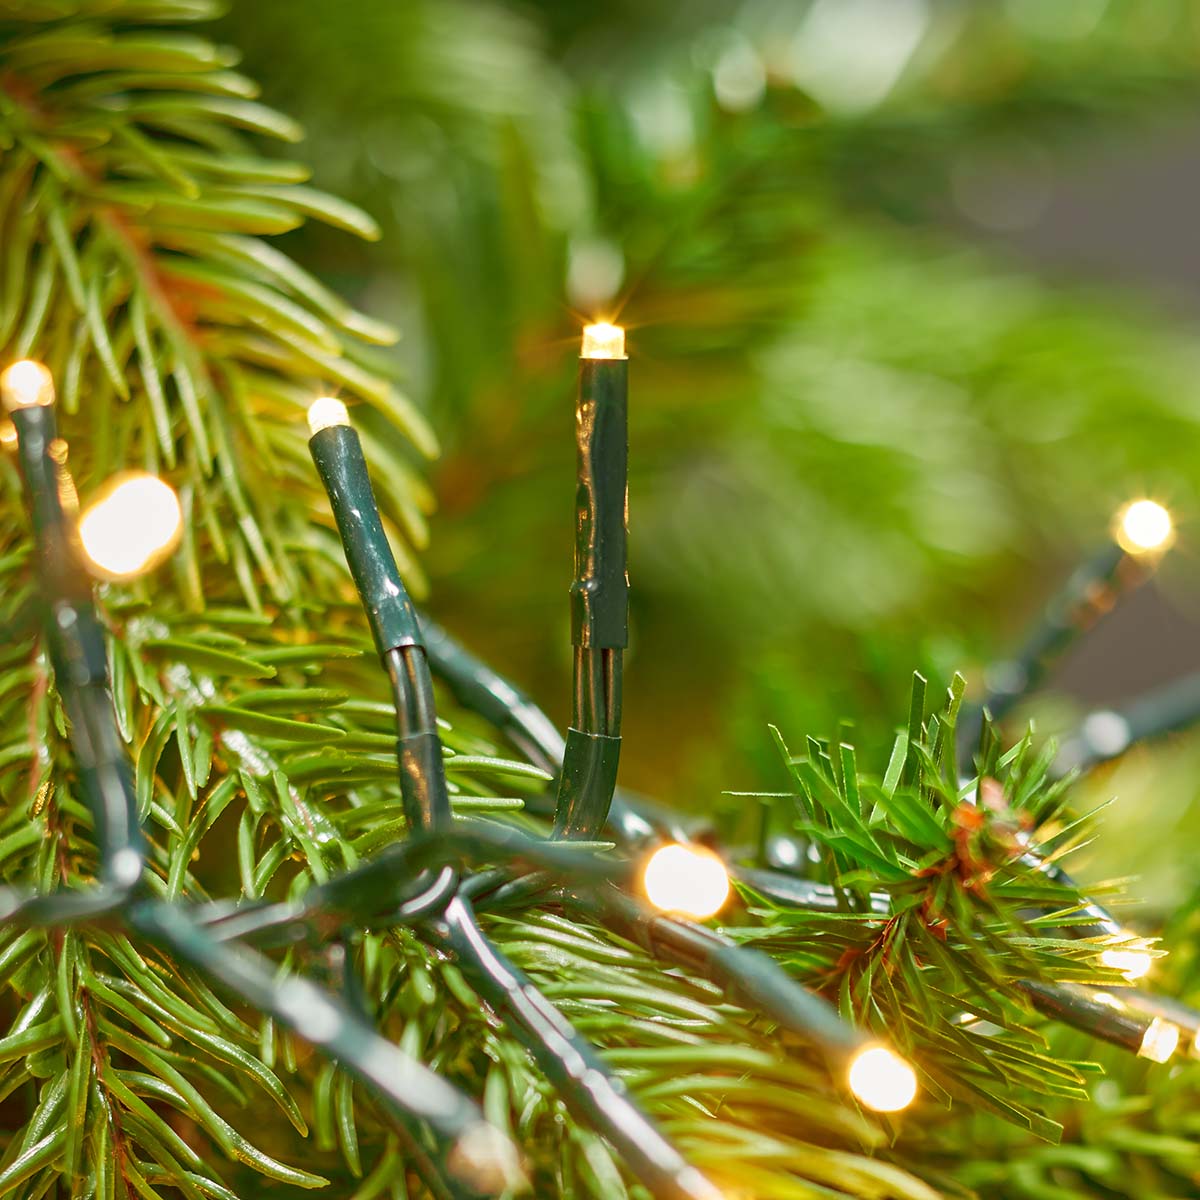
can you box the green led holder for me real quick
[555,349,629,841]
[309,422,423,658]
[570,357,629,650]
[11,402,144,885]
[309,418,454,834]
[552,727,621,838]
[397,728,452,832]
[11,405,91,611]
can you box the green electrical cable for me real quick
[749,875,1195,1059]
[419,610,674,847]
[584,886,865,1059]
[434,893,724,1200]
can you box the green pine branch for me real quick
[2,3,1198,1199]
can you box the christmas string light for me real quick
[587,885,915,1110]
[642,842,732,920]
[2,370,516,1200]
[1110,987,1200,1054]
[958,498,1174,757]
[412,620,888,1092]
[198,822,626,948]
[405,607,1179,1076]
[418,610,674,846]
[6,350,1183,1192]
[307,397,450,832]
[580,321,626,359]
[1138,1015,1181,1063]
[846,1045,920,1113]
[128,902,524,1200]
[1100,946,1156,981]
[305,398,726,1200]
[1115,498,1173,556]
[4,360,143,891]
[738,872,1186,1063]
[434,894,724,1200]
[955,511,1179,949]
[1,358,56,410]
[554,323,629,839]
[1019,981,1181,1061]
[78,472,182,579]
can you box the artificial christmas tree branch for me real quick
[4,4,1200,1199]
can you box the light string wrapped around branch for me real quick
[305,393,726,1200]
[415,584,1198,1069]
[408,325,918,1107]
[3,362,522,1200]
[10,338,1190,1194]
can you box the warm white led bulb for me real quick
[1,360,55,412]
[78,473,182,580]
[642,843,730,920]
[307,396,351,435]
[581,323,626,360]
[1116,499,1173,555]
[1138,1017,1180,1064]
[447,1121,526,1195]
[848,1045,918,1113]
[1100,947,1154,981]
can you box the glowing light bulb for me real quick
[1116,499,1173,555]
[448,1122,526,1194]
[78,473,182,579]
[847,1045,918,1113]
[581,323,626,360]
[307,396,350,435]
[1100,948,1154,981]
[642,843,730,920]
[1138,1017,1180,1064]
[0,421,15,448]
[1,360,55,412]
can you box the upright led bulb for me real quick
[642,843,730,920]
[1,360,55,412]
[78,473,182,579]
[307,396,351,435]
[581,323,626,360]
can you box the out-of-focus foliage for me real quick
[219,0,1200,801]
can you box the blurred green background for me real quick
[215,0,1200,905]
